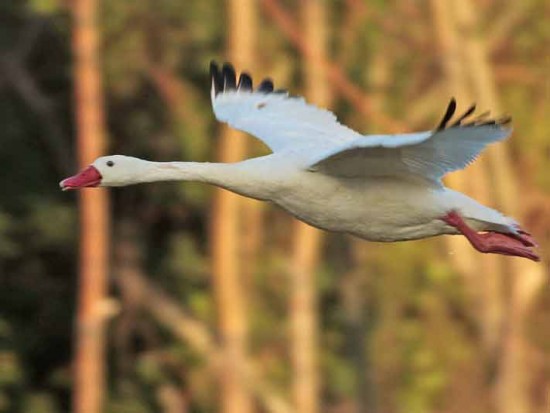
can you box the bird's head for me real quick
[59,155,150,190]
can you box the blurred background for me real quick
[0,0,549,412]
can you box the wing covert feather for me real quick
[309,100,512,181]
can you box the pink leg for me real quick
[442,211,540,262]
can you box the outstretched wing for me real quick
[308,98,512,182]
[210,62,361,152]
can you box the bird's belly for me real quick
[273,175,448,242]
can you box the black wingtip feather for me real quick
[472,110,491,122]
[437,98,457,130]
[451,103,476,127]
[498,115,512,125]
[436,98,511,130]
[238,72,253,90]
[210,61,223,96]
[221,63,237,90]
[210,60,219,75]
[257,78,274,93]
[210,61,287,97]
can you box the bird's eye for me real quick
[106,161,114,167]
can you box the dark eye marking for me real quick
[106,161,114,167]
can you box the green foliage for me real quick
[21,393,59,413]
[28,0,61,15]
[0,212,18,257]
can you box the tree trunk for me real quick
[71,0,110,412]
[429,0,484,279]
[289,2,330,413]
[450,2,547,412]
[430,0,507,363]
[210,1,257,412]
[431,1,547,411]
[342,240,373,413]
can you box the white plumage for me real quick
[60,62,539,261]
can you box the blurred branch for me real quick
[1,57,72,176]
[495,65,543,85]
[403,83,445,127]
[114,220,292,413]
[260,0,405,132]
[486,1,530,50]
[116,271,215,355]
[146,64,200,127]
[337,0,369,67]
[12,16,47,61]
[146,62,210,158]
[114,269,294,413]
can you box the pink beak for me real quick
[59,165,102,190]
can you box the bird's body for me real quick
[97,153,513,243]
[60,62,539,261]
[174,156,444,240]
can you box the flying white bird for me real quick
[60,62,539,261]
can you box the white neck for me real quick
[139,161,227,184]
[131,158,276,200]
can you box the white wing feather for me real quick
[210,63,361,152]
[308,125,511,181]
[212,91,362,152]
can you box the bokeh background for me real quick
[0,1,549,413]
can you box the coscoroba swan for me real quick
[60,62,539,261]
